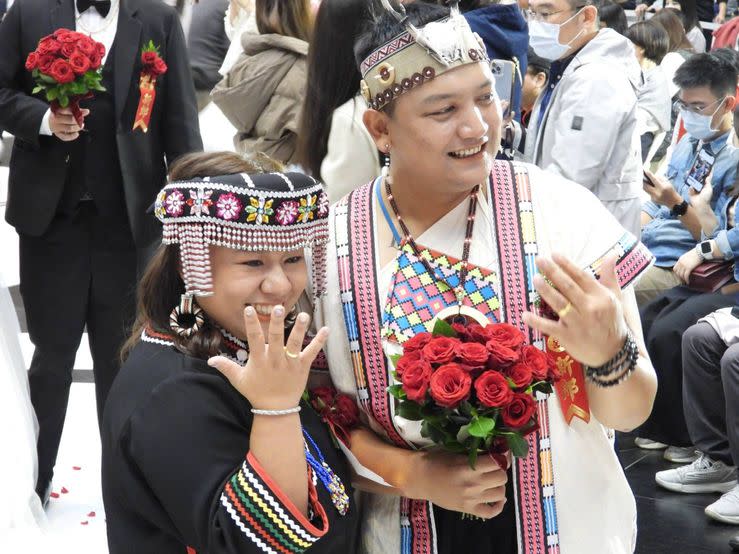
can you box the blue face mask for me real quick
[528,9,585,61]
[680,98,726,142]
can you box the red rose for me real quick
[53,28,71,38]
[152,58,168,76]
[37,54,55,74]
[37,38,62,56]
[465,323,493,344]
[429,363,472,408]
[48,59,75,84]
[68,51,91,75]
[57,30,83,43]
[501,392,537,428]
[486,339,520,368]
[141,51,158,66]
[75,37,96,57]
[487,323,526,351]
[474,370,513,408]
[506,362,533,389]
[422,336,460,365]
[60,42,77,58]
[521,345,550,381]
[89,52,103,70]
[451,323,470,340]
[310,386,335,412]
[25,52,40,71]
[333,394,360,428]
[455,341,489,367]
[401,356,433,403]
[95,41,106,57]
[395,349,423,379]
[403,332,432,354]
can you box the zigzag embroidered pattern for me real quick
[220,459,322,553]
[360,32,415,74]
[382,243,501,344]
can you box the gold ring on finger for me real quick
[557,302,573,319]
[284,347,299,359]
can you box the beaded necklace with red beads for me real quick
[384,173,480,307]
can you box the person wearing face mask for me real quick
[633,57,739,465]
[637,52,739,306]
[522,0,643,239]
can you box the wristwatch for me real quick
[696,240,715,260]
[670,199,689,217]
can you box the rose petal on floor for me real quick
[73,466,82,470]
[87,511,96,517]
[61,486,69,494]
[50,492,60,499]
[80,520,89,526]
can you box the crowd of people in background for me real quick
[4,0,739,551]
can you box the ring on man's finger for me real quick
[283,347,299,359]
[557,302,573,319]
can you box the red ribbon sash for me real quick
[132,74,156,133]
[546,336,590,425]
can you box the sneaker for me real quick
[656,453,738,493]
[635,437,668,450]
[706,485,739,524]
[663,445,700,463]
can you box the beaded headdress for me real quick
[154,172,329,298]
[359,1,489,111]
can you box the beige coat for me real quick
[212,32,308,164]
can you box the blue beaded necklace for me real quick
[302,427,350,516]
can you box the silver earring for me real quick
[169,294,205,338]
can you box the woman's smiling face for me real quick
[196,246,308,339]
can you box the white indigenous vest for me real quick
[317,161,653,554]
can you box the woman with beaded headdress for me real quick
[101,151,359,553]
[315,2,658,553]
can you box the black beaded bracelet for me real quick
[584,331,639,387]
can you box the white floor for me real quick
[1,168,107,553]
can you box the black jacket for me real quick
[0,0,202,246]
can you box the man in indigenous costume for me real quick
[315,2,658,553]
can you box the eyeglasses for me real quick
[673,97,726,115]
[524,5,585,22]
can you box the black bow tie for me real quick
[77,0,111,17]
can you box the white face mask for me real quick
[680,98,726,142]
[528,9,585,61]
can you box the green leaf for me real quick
[505,433,530,459]
[32,86,44,95]
[58,95,69,108]
[469,416,495,438]
[457,423,471,443]
[432,318,458,338]
[46,88,58,101]
[387,384,407,400]
[389,354,402,367]
[397,401,423,421]
[458,400,474,417]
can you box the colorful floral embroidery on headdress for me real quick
[154,172,329,298]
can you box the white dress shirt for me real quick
[39,0,120,135]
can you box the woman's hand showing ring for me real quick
[522,253,628,367]
[208,305,329,410]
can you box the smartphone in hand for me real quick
[643,171,655,187]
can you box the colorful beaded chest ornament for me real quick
[154,171,330,298]
[360,0,489,110]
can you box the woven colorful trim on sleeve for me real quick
[584,232,654,289]
[220,452,328,554]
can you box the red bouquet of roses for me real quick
[389,319,561,468]
[25,28,106,126]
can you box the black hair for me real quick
[595,0,627,35]
[457,0,497,11]
[354,2,450,68]
[626,21,670,64]
[526,47,551,78]
[712,48,739,76]
[295,0,379,180]
[670,1,698,33]
[674,53,738,99]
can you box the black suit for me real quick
[0,0,202,495]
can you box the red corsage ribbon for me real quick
[133,40,167,133]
